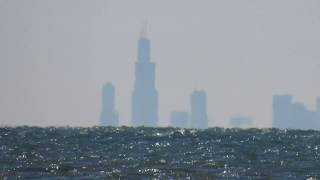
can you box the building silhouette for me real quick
[272,95,292,129]
[100,83,118,126]
[131,32,158,127]
[170,111,189,128]
[272,94,319,129]
[190,90,208,129]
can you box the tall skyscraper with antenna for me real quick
[131,30,158,127]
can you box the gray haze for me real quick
[1,0,319,127]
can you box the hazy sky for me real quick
[1,0,320,127]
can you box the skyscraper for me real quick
[272,94,293,129]
[190,90,208,129]
[100,83,118,126]
[273,94,319,129]
[131,32,158,127]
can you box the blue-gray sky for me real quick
[1,0,319,127]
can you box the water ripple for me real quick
[0,127,320,179]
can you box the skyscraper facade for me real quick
[131,33,158,127]
[273,94,319,129]
[272,94,293,129]
[100,83,118,126]
[190,90,208,129]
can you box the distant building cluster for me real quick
[170,90,208,129]
[100,32,208,128]
[272,95,320,129]
[100,32,320,129]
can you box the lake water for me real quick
[1,127,320,179]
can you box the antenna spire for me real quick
[140,20,149,38]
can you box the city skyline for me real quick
[1,0,320,127]
[273,94,320,129]
[100,33,320,129]
[102,33,211,128]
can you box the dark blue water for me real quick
[1,127,320,179]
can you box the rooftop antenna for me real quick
[140,19,149,38]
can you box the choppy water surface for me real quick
[1,127,320,179]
